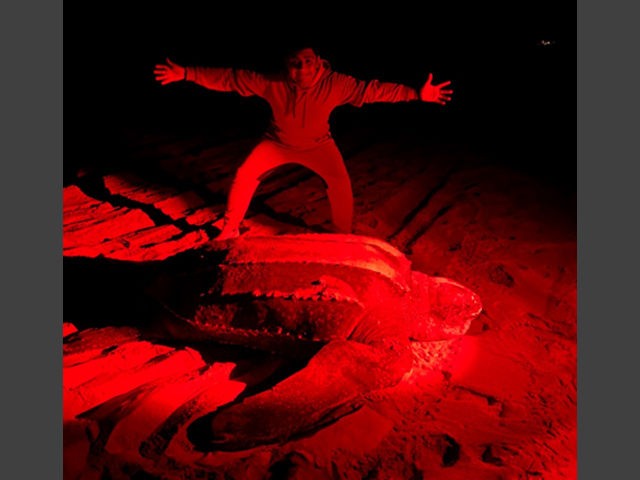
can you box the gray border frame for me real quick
[578,1,638,478]
[3,1,62,478]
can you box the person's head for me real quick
[284,46,321,88]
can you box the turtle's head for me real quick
[406,271,482,342]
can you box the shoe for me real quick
[213,227,239,241]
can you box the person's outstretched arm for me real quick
[154,57,268,97]
[337,72,452,106]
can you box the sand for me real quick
[63,105,576,479]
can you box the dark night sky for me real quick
[65,2,574,183]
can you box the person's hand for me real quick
[419,73,452,105]
[154,58,186,85]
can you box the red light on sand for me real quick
[448,335,479,377]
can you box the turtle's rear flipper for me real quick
[188,336,412,452]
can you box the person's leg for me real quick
[299,142,353,234]
[216,141,290,239]
[326,171,354,234]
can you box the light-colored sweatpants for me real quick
[222,139,353,233]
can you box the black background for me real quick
[65,2,575,186]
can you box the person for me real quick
[154,45,452,240]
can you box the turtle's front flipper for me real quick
[188,333,412,452]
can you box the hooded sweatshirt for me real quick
[185,59,419,150]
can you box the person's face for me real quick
[286,48,320,88]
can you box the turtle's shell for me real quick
[187,234,415,353]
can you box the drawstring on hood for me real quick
[287,59,330,130]
[291,89,309,129]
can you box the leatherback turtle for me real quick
[153,233,482,451]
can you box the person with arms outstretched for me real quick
[154,46,452,240]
